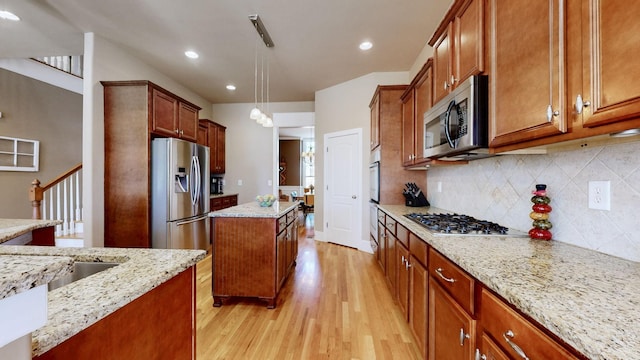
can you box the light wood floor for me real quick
[195,214,422,359]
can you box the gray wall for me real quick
[0,68,82,219]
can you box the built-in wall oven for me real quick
[369,161,380,204]
[423,75,490,160]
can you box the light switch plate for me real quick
[588,180,611,211]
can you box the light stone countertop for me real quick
[0,219,62,244]
[209,193,239,199]
[379,204,640,360]
[0,245,206,357]
[209,201,299,218]
[0,255,73,300]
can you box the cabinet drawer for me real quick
[377,209,386,225]
[480,288,578,360]
[396,223,409,248]
[428,248,475,315]
[385,216,397,234]
[409,233,427,267]
[286,209,296,224]
[277,216,287,233]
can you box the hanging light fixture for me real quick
[248,14,275,124]
[301,127,314,163]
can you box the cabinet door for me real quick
[377,221,386,271]
[151,88,178,137]
[433,24,454,104]
[413,64,433,165]
[409,256,428,358]
[197,121,209,146]
[214,125,226,173]
[386,229,397,292]
[476,333,510,360]
[455,0,484,83]
[397,242,410,318]
[276,229,287,288]
[178,102,198,141]
[577,2,640,128]
[370,93,380,150]
[429,280,475,360]
[401,89,416,166]
[488,0,567,147]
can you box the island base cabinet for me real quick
[34,267,196,360]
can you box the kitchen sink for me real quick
[48,261,119,291]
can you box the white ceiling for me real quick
[0,0,453,104]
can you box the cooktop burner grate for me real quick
[403,213,528,237]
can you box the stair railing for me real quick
[31,56,83,78]
[30,163,83,237]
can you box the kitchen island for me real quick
[0,242,206,358]
[209,201,299,308]
[378,204,640,360]
[0,218,61,246]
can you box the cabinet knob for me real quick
[444,81,449,90]
[175,129,180,134]
[575,94,592,114]
[546,105,560,122]
[475,349,487,360]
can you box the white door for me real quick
[324,129,362,249]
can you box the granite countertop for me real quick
[379,204,640,360]
[0,219,62,244]
[0,255,73,300]
[209,193,238,199]
[209,201,299,218]
[0,245,206,357]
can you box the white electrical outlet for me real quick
[588,180,611,211]
[437,181,442,193]
[267,180,272,186]
[237,179,243,186]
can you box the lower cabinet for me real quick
[210,194,238,211]
[409,254,428,357]
[429,280,476,360]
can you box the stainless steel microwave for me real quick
[423,75,489,160]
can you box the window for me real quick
[301,139,315,189]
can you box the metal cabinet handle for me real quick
[175,128,180,134]
[435,267,456,283]
[575,94,591,114]
[450,74,458,86]
[546,105,560,122]
[459,328,470,346]
[444,81,449,90]
[503,330,530,360]
[405,260,411,270]
[475,349,487,360]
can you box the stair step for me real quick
[55,237,83,248]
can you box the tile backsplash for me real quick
[426,140,640,262]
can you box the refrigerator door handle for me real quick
[175,214,209,226]
[190,155,198,206]
[194,155,201,204]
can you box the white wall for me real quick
[314,72,410,240]
[210,102,314,205]
[83,33,213,247]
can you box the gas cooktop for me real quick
[404,213,528,237]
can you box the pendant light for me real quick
[249,35,261,120]
[248,14,275,126]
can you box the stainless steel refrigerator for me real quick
[151,138,210,250]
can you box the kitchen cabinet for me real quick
[430,0,485,104]
[151,87,199,142]
[428,248,475,360]
[477,287,578,360]
[210,195,237,211]
[489,1,640,151]
[402,61,433,167]
[370,92,380,150]
[205,120,226,174]
[475,333,509,360]
[101,80,201,248]
[212,206,298,309]
[429,280,475,360]
[197,120,208,146]
[369,85,427,204]
[377,210,387,271]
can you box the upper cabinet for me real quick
[430,0,485,104]
[570,1,640,129]
[151,87,200,142]
[487,0,567,148]
[370,93,381,150]
[201,120,226,174]
[402,60,433,167]
[489,1,640,150]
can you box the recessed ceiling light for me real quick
[359,41,373,51]
[184,50,199,59]
[0,10,20,21]
[226,85,236,91]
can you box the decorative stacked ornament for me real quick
[529,184,552,240]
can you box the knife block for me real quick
[405,191,430,207]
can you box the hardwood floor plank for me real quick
[196,214,421,359]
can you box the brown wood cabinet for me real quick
[402,61,433,167]
[489,1,640,151]
[369,85,427,204]
[477,288,579,360]
[151,87,199,142]
[200,120,226,174]
[429,280,476,360]
[101,80,201,248]
[430,0,485,104]
[210,195,237,211]
[370,93,381,150]
[35,267,196,360]
[212,207,298,309]
[197,121,208,146]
